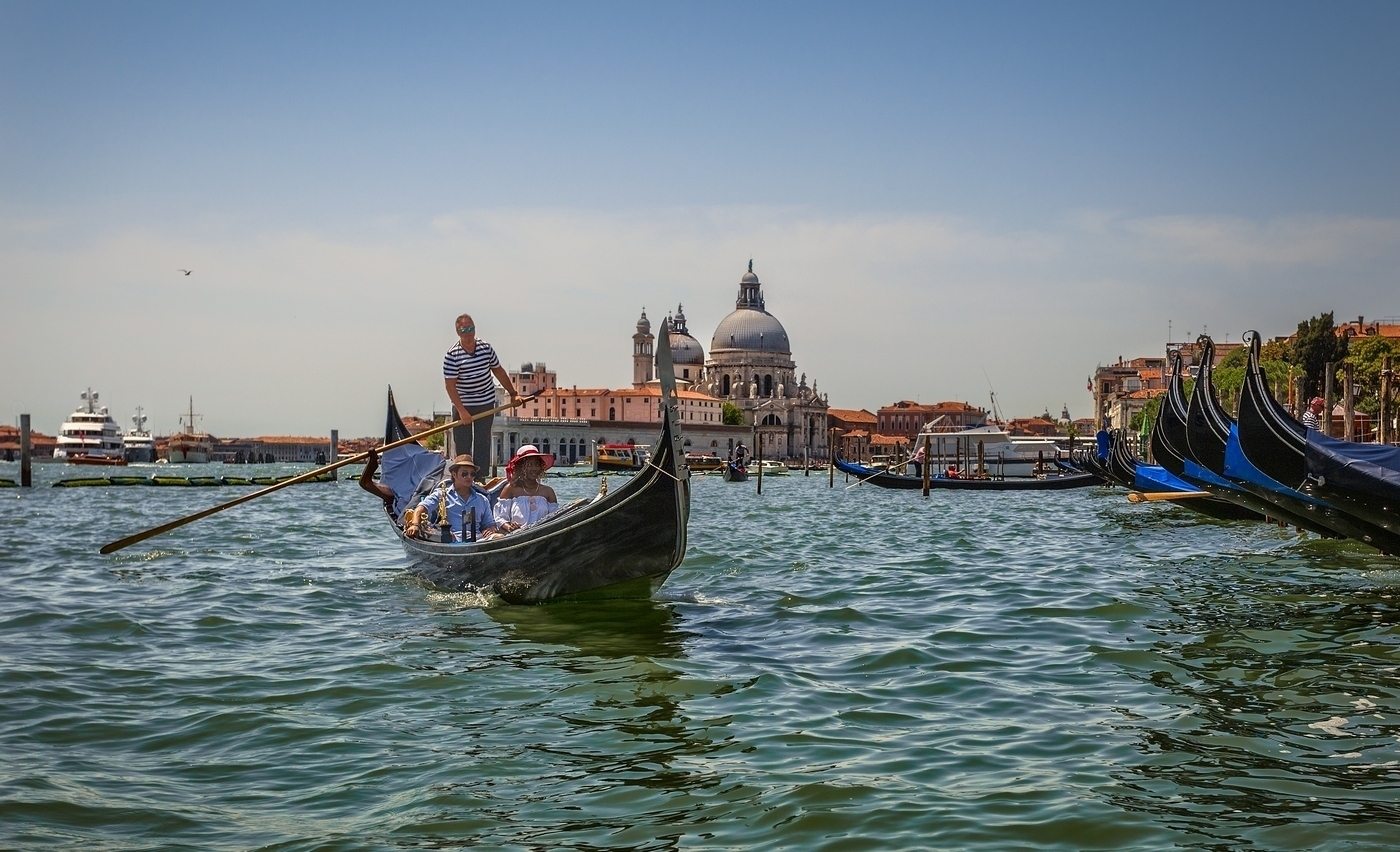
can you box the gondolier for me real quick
[445,313,521,468]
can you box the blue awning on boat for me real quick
[1305,430,1400,503]
[1224,425,1324,506]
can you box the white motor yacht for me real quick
[54,389,125,463]
[123,406,156,463]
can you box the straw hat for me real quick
[506,444,554,478]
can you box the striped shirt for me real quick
[443,340,502,407]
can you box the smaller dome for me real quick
[670,332,705,366]
[636,309,651,332]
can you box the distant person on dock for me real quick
[495,445,559,533]
[444,313,521,468]
[1302,397,1325,431]
[405,454,500,541]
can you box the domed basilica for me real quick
[633,261,830,459]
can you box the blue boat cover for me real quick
[382,443,446,518]
[1133,464,1198,493]
[1305,430,1400,503]
[1096,431,1111,460]
[1224,425,1325,506]
[1181,459,1241,492]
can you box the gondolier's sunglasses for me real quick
[457,325,475,334]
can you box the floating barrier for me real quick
[52,474,337,488]
[0,478,18,488]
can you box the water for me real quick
[2,461,1399,850]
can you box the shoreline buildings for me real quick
[488,262,831,464]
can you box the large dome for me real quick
[711,309,790,353]
[710,261,791,353]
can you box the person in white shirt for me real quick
[495,445,559,533]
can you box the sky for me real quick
[3,1,1399,437]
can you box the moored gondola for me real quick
[1185,337,1343,538]
[385,320,691,603]
[1149,350,1267,522]
[1222,331,1400,550]
[1236,331,1400,540]
[722,462,749,482]
[834,457,1099,490]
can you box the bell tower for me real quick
[632,308,654,387]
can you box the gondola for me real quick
[1184,337,1344,538]
[383,320,691,604]
[1213,331,1400,551]
[722,461,749,482]
[1236,331,1400,541]
[834,457,1099,490]
[1148,350,1267,522]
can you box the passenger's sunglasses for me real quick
[457,325,475,334]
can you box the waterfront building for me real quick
[876,400,987,441]
[696,262,830,459]
[488,262,832,464]
[1091,356,1167,431]
[827,408,878,462]
[0,425,57,460]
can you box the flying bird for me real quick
[177,269,192,275]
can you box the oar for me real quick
[100,392,541,554]
[1126,490,1211,503]
[845,464,892,490]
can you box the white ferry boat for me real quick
[54,389,125,464]
[166,397,213,463]
[123,406,156,463]
[914,424,1063,478]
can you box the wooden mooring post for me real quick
[20,414,32,488]
[828,427,836,488]
[1324,362,1335,438]
[329,430,339,480]
[1343,363,1355,442]
[1380,356,1392,445]
[756,432,764,495]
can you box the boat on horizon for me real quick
[54,389,126,464]
[167,397,214,463]
[123,406,156,463]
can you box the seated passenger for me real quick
[405,454,501,542]
[495,444,559,533]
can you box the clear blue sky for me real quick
[4,1,1399,436]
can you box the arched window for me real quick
[762,413,781,426]
[609,407,616,421]
[542,439,550,454]
[764,375,773,397]
[722,375,730,396]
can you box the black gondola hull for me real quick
[835,458,1099,490]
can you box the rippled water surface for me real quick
[2,461,1399,850]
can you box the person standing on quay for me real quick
[1302,396,1326,431]
[444,313,520,468]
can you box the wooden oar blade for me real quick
[1126,490,1212,503]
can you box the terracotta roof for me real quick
[1121,388,1166,400]
[828,408,877,423]
[869,433,905,446]
[253,436,330,444]
[841,429,870,439]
